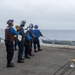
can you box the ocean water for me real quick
[0,29,5,39]
[41,30,75,41]
[0,29,75,41]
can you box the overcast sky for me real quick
[0,0,75,30]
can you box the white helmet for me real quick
[29,23,33,28]
[28,23,33,30]
[20,20,26,27]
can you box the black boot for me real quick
[21,58,25,60]
[15,48,17,51]
[29,52,35,56]
[25,56,31,59]
[17,60,24,63]
[29,54,35,56]
[7,63,15,68]
[38,49,42,51]
[34,49,38,52]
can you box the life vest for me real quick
[14,25,18,38]
[5,26,14,42]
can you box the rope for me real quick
[43,36,51,41]
[53,61,71,75]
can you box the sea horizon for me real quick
[0,28,75,31]
[0,29,75,41]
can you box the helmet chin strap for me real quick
[8,23,13,26]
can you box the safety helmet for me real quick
[20,20,26,27]
[29,23,33,28]
[15,25,18,28]
[7,19,14,24]
[34,25,38,29]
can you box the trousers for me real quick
[5,40,14,64]
[33,38,40,50]
[18,41,24,60]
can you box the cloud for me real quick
[0,0,75,29]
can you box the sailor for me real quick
[5,19,18,68]
[33,25,43,52]
[24,30,31,59]
[17,20,26,63]
[14,25,19,50]
[27,23,35,56]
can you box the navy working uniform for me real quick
[14,25,19,50]
[28,23,34,56]
[33,25,43,52]
[17,20,26,63]
[5,19,18,68]
[24,31,31,59]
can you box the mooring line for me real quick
[68,67,75,75]
[60,66,71,75]
[53,61,71,75]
